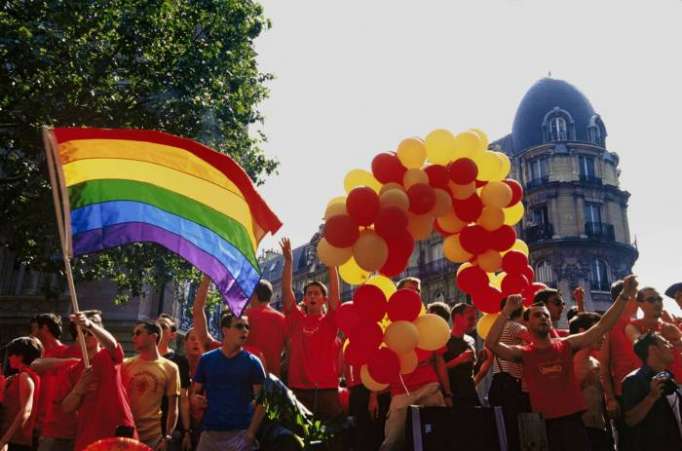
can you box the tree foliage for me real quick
[0,0,277,302]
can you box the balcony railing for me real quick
[585,222,615,241]
[525,176,549,190]
[579,174,602,185]
[523,223,555,243]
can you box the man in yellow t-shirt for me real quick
[123,320,180,449]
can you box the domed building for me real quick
[492,78,638,313]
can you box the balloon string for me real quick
[399,374,410,396]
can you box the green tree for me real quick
[0,0,277,302]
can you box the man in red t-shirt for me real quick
[60,310,137,451]
[280,237,342,420]
[533,288,569,337]
[487,275,638,451]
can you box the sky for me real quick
[252,0,682,313]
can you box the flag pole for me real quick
[42,127,90,368]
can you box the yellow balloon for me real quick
[380,182,404,196]
[353,230,389,272]
[443,234,473,263]
[425,129,457,164]
[407,213,434,240]
[360,364,389,391]
[324,196,347,219]
[317,238,352,267]
[414,314,451,351]
[383,321,419,355]
[436,211,467,234]
[453,130,484,159]
[503,202,525,226]
[477,249,502,273]
[449,181,476,200]
[380,188,410,211]
[420,303,426,316]
[493,152,511,181]
[476,313,500,339]
[344,169,381,193]
[490,271,506,290]
[472,151,502,182]
[480,181,513,209]
[397,137,427,169]
[403,168,429,189]
[339,257,370,285]
[510,239,529,256]
[478,206,505,231]
[469,128,490,151]
[399,350,418,374]
[430,188,453,217]
[366,275,397,299]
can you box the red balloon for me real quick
[504,179,524,206]
[448,158,478,184]
[337,302,362,336]
[456,265,489,294]
[324,214,359,248]
[490,225,516,252]
[501,273,529,296]
[347,322,383,364]
[459,225,489,255]
[521,265,535,283]
[387,289,423,321]
[374,207,408,239]
[372,152,406,184]
[424,164,450,189]
[502,250,529,275]
[380,230,415,276]
[523,282,548,306]
[368,348,401,384]
[407,183,436,214]
[85,438,152,451]
[472,286,504,314]
[453,194,483,222]
[353,284,388,323]
[475,180,488,188]
[346,187,380,226]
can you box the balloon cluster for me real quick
[336,275,451,391]
[318,128,545,387]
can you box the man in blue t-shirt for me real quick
[191,311,266,451]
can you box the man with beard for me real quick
[486,275,638,451]
[191,313,266,451]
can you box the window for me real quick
[549,116,568,141]
[584,202,602,224]
[529,205,549,226]
[592,259,610,291]
[579,155,596,178]
[588,126,602,145]
[430,242,444,262]
[528,157,549,181]
[536,261,554,284]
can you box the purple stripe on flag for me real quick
[73,222,256,315]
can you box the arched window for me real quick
[588,115,607,147]
[591,258,610,291]
[536,260,555,285]
[588,126,601,145]
[549,116,567,142]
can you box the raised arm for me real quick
[192,275,216,345]
[566,275,638,350]
[327,265,340,312]
[280,238,296,313]
[573,287,585,313]
[485,295,524,363]
[71,312,117,354]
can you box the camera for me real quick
[654,370,679,396]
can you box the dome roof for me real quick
[511,78,599,153]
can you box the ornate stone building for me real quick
[260,78,638,315]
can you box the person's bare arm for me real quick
[598,332,621,417]
[625,378,664,427]
[280,238,296,313]
[71,312,117,354]
[163,395,179,446]
[192,275,216,345]
[566,275,638,350]
[31,357,79,374]
[573,287,585,313]
[62,366,97,413]
[327,265,340,312]
[0,373,34,447]
[245,384,266,445]
[474,349,494,386]
[434,354,453,407]
[485,295,524,363]
[445,350,474,369]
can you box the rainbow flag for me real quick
[45,127,282,315]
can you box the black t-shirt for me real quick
[443,335,480,406]
[161,351,191,433]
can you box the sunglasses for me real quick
[232,323,250,331]
[643,296,663,303]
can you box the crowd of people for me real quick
[0,237,681,451]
